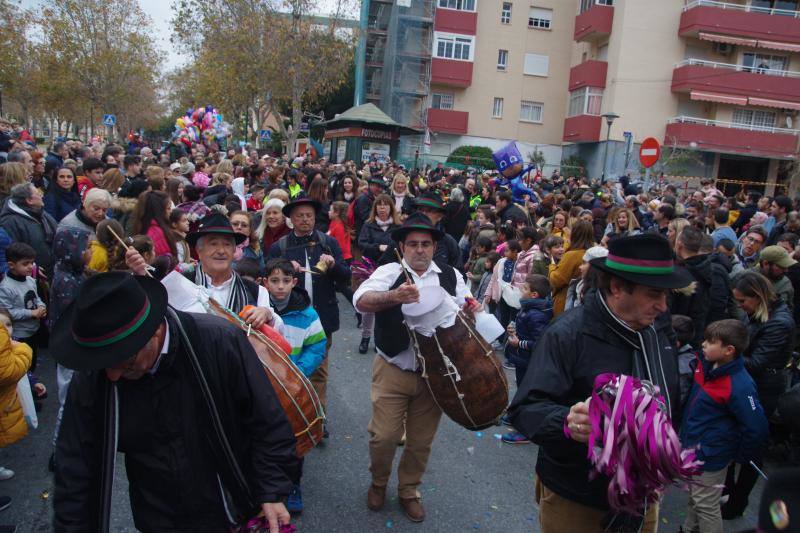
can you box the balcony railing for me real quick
[683,0,800,18]
[676,58,800,78]
[668,115,800,135]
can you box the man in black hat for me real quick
[353,212,480,523]
[354,177,385,237]
[414,192,461,269]
[267,197,350,432]
[508,233,692,533]
[51,272,298,532]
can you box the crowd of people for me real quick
[0,117,798,532]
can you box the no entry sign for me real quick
[639,137,661,168]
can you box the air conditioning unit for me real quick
[713,42,734,56]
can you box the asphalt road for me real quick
[0,295,763,532]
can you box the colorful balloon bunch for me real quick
[173,105,232,148]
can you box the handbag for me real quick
[16,374,37,429]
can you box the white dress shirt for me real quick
[353,259,471,371]
[206,274,283,332]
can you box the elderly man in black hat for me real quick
[127,212,281,330]
[267,197,350,434]
[414,192,461,269]
[353,212,480,523]
[508,234,692,533]
[51,272,298,532]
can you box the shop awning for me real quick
[691,90,748,106]
[748,97,800,111]
[757,40,800,53]
[698,32,757,47]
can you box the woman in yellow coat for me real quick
[548,220,596,316]
[0,313,33,448]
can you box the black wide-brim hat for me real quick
[187,212,247,247]
[391,212,444,242]
[415,192,445,212]
[368,177,386,187]
[51,272,169,371]
[590,233,693,289]
[282,197,322,218]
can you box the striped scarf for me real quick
[194,264,251,313]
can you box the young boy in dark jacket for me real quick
[503,274,553,444]
[679,319,769,533]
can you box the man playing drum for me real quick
[353,212,481,523]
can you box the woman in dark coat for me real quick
[723,271,795,519]
[44,167,82,222]
[443,187,470,242]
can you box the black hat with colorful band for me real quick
[391,212,444,242]
[368,176,386,187]
[590,233,693,289]
[282,197,322,217]
[187,213,247,246]
[51,272,169,370]
[415,192,445,212]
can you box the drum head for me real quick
[402,285,448,318]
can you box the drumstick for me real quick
[107,226,155,278]
[394,249,414,285]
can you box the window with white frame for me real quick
[580,0,612,12]
[431,92,455,110]
[523,53,549,76]
[501,2,512,24]
[497,49,508,70]
[528,7,552,29]
[492,97,504,118]
[520,100,543,123]
[732,108,777,130]
[434,32,475,61]
[742,52,788,74]
[568,87,603,117]
[438,0,476,12]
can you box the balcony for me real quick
[434,9,478,34]
[672,59,800,108]
[563,115,603,143]
[431,58,473,87]
[574,4,614,42]
[427,108,469,134]
[569,60,608,91]
[680,1,800,45]
[665,116,800,159]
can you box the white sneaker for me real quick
[0,468,13,481]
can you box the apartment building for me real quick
[356,0,800,192]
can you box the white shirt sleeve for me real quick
[256,284,283,332]
[454,266,472,306]
[352,263,402,312]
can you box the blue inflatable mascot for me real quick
[492,141,538,204]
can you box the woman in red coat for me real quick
[131,191,177,259]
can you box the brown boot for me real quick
[400,497,425,522]
[367,484,386,511]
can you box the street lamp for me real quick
[600,112,619,184]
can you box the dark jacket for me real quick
[444,200,470,242]
[49,228,90,327]
[513,297,553,355]
[434,232,462,270]
[53,312,299,532]
[508,290,680,511]
[767,219,787,246]
[268,230,351,335]
[731,202,757,234]
[670,254,713,347]
[353,191,374,237]
[707,252,736,324]
[357,220,399,264]
[314,200,331,233]
[44,187,82,223]
[45,151,64,176]
[744,300,795,415]
[0,199,58,275]
[680,355,769,471]
[497,202,528,226]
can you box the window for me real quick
[742,52,788,74]
[733,109,777,130]
[492,97,504,118]
[434,32,475,61]
[523,53,549,76]
[431,93,454,110]
[497,49,508,70]
[528,7,552,29]
[520,100,543,123]
[438,0,476,11]
[501,2,512,24]
[580,0,612,12]
[568,87,604,117]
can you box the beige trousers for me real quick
[309,337,332,411]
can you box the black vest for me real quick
[374,261,458,357]
[180,270,259,312]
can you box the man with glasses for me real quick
[353,212,480,523]
[732,226,767,275]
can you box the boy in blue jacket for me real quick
[680,319,769,533]
[264,258,327,515]
[503,274,553,444]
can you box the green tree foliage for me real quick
[446,145,494,169]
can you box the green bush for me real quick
[446,145,494,169]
